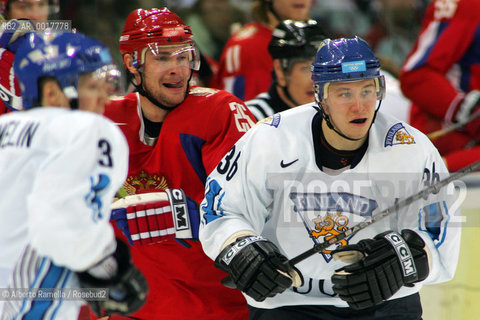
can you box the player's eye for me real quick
[156,55,170,62]
[300,66,310,73]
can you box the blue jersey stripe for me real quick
[17,261,68,320]
[50,270,71,319]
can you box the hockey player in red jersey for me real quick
[212,0,313,101]
[400,0,480,171]
[104,7,256,320]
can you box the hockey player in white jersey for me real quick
[199,37,461,319]
[0,32,147,318]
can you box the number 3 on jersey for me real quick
[98,138,113,167]
[229,102,255,132]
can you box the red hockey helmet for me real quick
[119,7,199,70]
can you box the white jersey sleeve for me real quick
[0,108,128,318]
[25,109,128,271]
[200,110,317,259]
[200,123,274,259]
[394,133,461,284]
[199,106,462,308]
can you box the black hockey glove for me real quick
[331,230,429,310]
[76,239,148,316]
[214,236,303,302]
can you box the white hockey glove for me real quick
[451,90,480,138]
[110,189,200,247]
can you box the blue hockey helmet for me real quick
[311,36,385,104]
[14,31,119,109]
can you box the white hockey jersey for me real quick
[0,107,128,319]
[199,104,461,309]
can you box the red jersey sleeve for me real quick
[200,90,256,175]
[400,0,480,121]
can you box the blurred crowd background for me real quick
[55,0,428,85]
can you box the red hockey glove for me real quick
[0,19,35,112]
[110,189,200,246]
[0,48,22,112]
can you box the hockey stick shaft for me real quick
[428,109,480,140]
[221,160,480,289]
[289,160,480,266]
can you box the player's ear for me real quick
[123,54,138,75]
[123,53,141,84]
[273,59,287,87]
[40,78,69,108]
[320,99,330,116]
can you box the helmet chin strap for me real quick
[278,83,301,107]
[69,98,79,110]
[267,1,283,23]
[320,100,383,142]
[132,69,191,112]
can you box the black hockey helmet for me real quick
[268,19,326,67]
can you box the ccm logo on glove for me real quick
[331,229,429,310]
[166,189,190,232]
[384,232,417,278]
[110,189,200,246]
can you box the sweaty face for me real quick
[141,47,191,108]
[272,0,312,21]
[8,0,49,21]
[323,79,377,147]
[285,59,315,106]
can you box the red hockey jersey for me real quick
[400,0,480,170]
[103,88,256,319]
[212,22,273,101]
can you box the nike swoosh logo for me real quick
[280,159,299,168]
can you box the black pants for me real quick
[248,293,422,320]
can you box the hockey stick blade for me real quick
[220,160,480,290]
[289,160,480,266]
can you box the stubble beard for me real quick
[144,81,188,109]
